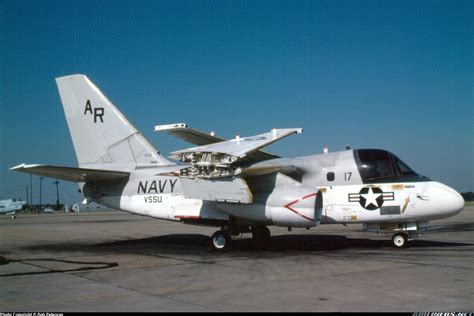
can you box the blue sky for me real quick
[1,0,472,204]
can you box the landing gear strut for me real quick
[251,226,271,242]
[251,226,271,249]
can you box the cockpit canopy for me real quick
[354,149,429,183]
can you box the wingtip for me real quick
[10,163,26,171]
[9,163,42,171]
[55,74,88,83]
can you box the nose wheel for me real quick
[211,230,231,251]
[391,232,409,248]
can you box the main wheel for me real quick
[392,232,408,248]
[211,230,231,251]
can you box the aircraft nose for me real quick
[427,182,465,218]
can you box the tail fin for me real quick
[56,74,171,169]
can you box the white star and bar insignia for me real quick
[348,186,395,210]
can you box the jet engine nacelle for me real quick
[217,174,322,228]
[266,185,322,228]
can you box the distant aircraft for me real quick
[11,75,465,250]
[0,198,26,218]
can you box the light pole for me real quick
[54,180,60,210]
[26,185,29,209]
[39,177,44,207]
[29,174,32,208]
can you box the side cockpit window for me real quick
[357,149,395,181]
[355,149,428,183]
[392,154,416,177]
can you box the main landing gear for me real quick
[391,232,414,248]
[211,230,231,251]
[210,225,272,251]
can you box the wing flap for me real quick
[10,164,130,182]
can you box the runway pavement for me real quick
[1,206,473,312]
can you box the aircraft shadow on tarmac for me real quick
[22,233,469,257]
[7,233,471,278]
[19,221,474,255]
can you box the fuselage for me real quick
[84,149,464,228]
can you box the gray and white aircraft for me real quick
[11,74,465,250]
[0,198,26,218]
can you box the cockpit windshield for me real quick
[354,149,429,183]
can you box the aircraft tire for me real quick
[211,230,231,251]
[392,232,408,249]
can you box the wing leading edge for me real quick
[154,123,226,146]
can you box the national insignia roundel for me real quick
[348,186,395,211]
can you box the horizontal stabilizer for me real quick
[179,177,253,203]
[10,164,130,182]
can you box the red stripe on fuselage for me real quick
[174,215,201,219]
[283,193,318,222]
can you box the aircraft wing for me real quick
[154,123,226,146]
[168,128,302,179]
[171,128,302,160]
[176,162,303,203]
[155,123,279,161]
[10,164,130,182]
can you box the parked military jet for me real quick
[11,75,464,250]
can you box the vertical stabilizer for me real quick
[56,74,172,170]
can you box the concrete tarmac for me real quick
[1,206,473,312]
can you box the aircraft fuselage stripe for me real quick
[283,192,318,222]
